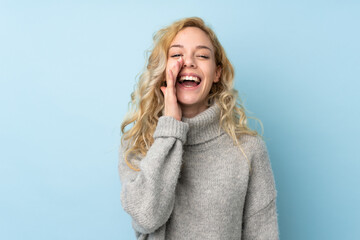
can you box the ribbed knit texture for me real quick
[118,104,279,239]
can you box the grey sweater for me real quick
[118,104,279,239]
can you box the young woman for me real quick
[119,17,279,240]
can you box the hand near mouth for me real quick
[160,57,183,121]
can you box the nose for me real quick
[183,55,196,68]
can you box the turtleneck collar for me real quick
[181,103,225,145]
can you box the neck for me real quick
[180,103,208,118]
[181,103,225,145]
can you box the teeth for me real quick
[179,75,200,83]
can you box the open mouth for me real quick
[177,75,201,88]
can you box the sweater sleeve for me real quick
[118,116,189,234]
[242,137,279,240]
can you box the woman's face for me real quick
[166,27,221,113]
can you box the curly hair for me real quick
[121,17,260,171]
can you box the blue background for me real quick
[1,0,359,239]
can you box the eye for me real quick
[170,54,183,58]
[197,55,209,59]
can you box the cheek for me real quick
[202,62,217,75]
[203,70,217,83]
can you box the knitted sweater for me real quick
[118,104,279,239]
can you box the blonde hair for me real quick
[121,17,260,171]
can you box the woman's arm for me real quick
[118,116,189,234]
[242,137,279,240]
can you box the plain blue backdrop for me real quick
[1,0,359,239]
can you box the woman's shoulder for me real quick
[119,138,142,170]
[239,133,266,147]
[238,134,269,161]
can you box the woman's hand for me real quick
[160,57,183,121]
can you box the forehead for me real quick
[170,27,214,50]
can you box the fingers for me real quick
[162,57,184,95]
[160,57,183,121]
[161,70,174,97]
[167,57,183,88]
[173,57,183,82]
[167,69,175,90]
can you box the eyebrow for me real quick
[169,44,213,52]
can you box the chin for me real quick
[177,92,207,106]
[177,96,197,105]
[178,99,206,108]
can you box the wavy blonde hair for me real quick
[121,17,260,171]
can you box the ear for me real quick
[214,66,222,83]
